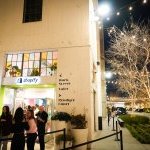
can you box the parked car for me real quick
[116,107,127,115]
[135,108,144,112]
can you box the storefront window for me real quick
[41,51,57,76]
[5,54,23,77]
[5,51,58,77]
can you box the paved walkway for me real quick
[91,117,150,150]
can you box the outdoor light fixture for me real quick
[105,71,112,79]
[97,3,111,17]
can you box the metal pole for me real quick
[115,121,119,141]
[120,130,123,150]
[112,116,115,131]
[108,113,110,126]
[63,128,66,149]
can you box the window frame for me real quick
[23,0,43,23]
[5,51,58,77]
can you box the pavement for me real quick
[91,116,150,150]
[6,115,150,150]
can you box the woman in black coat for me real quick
[0,105,12,150]
[11,107,29,150]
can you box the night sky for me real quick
[99,0,150,28]
[98,0,150,49]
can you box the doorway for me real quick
[3,87,56,118]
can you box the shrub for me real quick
[120,114,150,144]
[143,108,150,113]
[126,124,150,144]
[120,114,149,125]
[71,114,87,129]
[51,112,71,122]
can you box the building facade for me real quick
[0,0,106,139]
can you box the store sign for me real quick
[16,77,40,85]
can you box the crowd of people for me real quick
[0,105,48,150]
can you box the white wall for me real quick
[0,0,90,51]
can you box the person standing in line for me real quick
[11,107,29,150]
[0,106,12,150]
[26,109,37,150]
[36,106,48,150]
[107,107,111,126]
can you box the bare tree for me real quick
[106,21,150,106]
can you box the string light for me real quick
[129,6,133,11]
[143,38,147,42]
[94,16,99,21]
[143,0,147,4]
[106,17,110,21]
[121,32,124,36]
[99,26,102,29]
[109,29,113,33]
[116,12,120,16]
[95,0,149,28]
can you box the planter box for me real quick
[71,128,88,150]
[55,141,73,150]
[52,120,68,132]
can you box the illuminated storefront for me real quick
[2,51,58,115]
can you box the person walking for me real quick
[26,109,37,150]
[0,106,12,150]
[11,107,29,150]
[36,106,48,150]
[107,107,111,126]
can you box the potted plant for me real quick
[55,134,74,149]
[50,62,57,75]
[51,112,71,132]
[30,68,40,76]
[71,114,87,129]
[71,114,88,150]
[51,111,71,122]
[6,65,21,77]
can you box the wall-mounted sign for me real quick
[57,73,75,106]
[16,77,40,85]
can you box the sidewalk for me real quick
[91,117,150,150]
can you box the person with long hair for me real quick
[11,107,29,150]
[26,109,37,150]
[0,105,12,150]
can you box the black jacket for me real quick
[36,111,48,134]
[0,113,12,136]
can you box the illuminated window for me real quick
[41,51,58,76]
[5,51,58,77]
[5,54,23,77]
[23,52,40,76]
[23,0,43,23]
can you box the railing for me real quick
[60,130,123,150]
[0,128,67,149]
[0,119,124,150]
